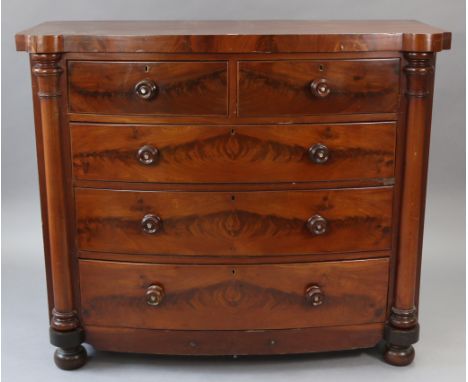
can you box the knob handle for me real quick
[146,284,165,306]
[135,79,158,100]
[141,214,162,234]
[308,143,329,164]
[310,79,330,98]
[137,145,159,165]
[306,215,328,235]
[305,285,324,306]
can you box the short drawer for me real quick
[238,59,400,116]
[79,258,389,330]
[71,122,396,183]
[68,61,228,116]
[75,187,393,256]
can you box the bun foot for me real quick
[54,345,87,370]
[384,344,415,366]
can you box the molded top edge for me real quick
[16,20,451,54]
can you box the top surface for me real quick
[16,20,451,53]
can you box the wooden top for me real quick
[16,20,451,54]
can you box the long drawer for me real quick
[68,61,228,116]
[238,59,400,116]
[79,258,389,330]
[75,187,393,256]
[71,122,396,183]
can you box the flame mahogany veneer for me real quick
[16,20,451,370]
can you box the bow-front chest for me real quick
[15,20,451,369]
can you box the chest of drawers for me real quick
[16,20,451,370]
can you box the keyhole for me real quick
[232,269,236,275]
[231,129,236,136]
[231,195,236,201]
[145,65,150,72]
[319,64,324,72]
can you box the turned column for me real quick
[31,53,86,370]
[384,52,435,366]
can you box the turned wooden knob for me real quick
[306,215,328,235]
[135,79,158,100]
[137,145,159,165]
[305,285,324,306]
[141,214,162,234]
[308,143,329,164]
[146,284,165,306]
[310,78,330,98]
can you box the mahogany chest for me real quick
[15,20,451,370]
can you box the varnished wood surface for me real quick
[75,187,393,256]
[29,56,55,316]
[78,250,391,265]
[79,258,389,330]
[238,59,400,115]
[74,178,395,191]
[68,61,228,115]
[64,50,402,124]
[71,122,396,183]
[65,51,401,61]
[68,112,399,125]
[31,54,80,332]
[15,20,452,365]
[392,53,435,327]
[15,20,451,53]
[86,323,384,355]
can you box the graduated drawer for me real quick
[79,258,389,330]
[68,61,228,116]
[238,59,400,116]
[71,122,396,183]
[75,187,393,256]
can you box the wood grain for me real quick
[86,323,385,355]
[68,61,228,115]
[78,249,391,265]
[31,53,80,332]
[239,59,400,116]
[73,179,394,191]
[71,122,396,183]
[391,53,435,329]
[29,55,55,316]
[68,111,399,125]
[75,187,393,256]
[79,258,389,330]
[15,20,451,54]
[15,20,451,365]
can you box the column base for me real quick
[50,327,87,370]
[383,323,419,366]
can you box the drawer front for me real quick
[71,122,396,183]
[79,258,389,330]
[75,188,393,256]
[68,61,228,115]
[238,59,400,116]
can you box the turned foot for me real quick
[54,345,87,370]
[383,320,419,367]
[50,327,86,370]
[384,344,415,366]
